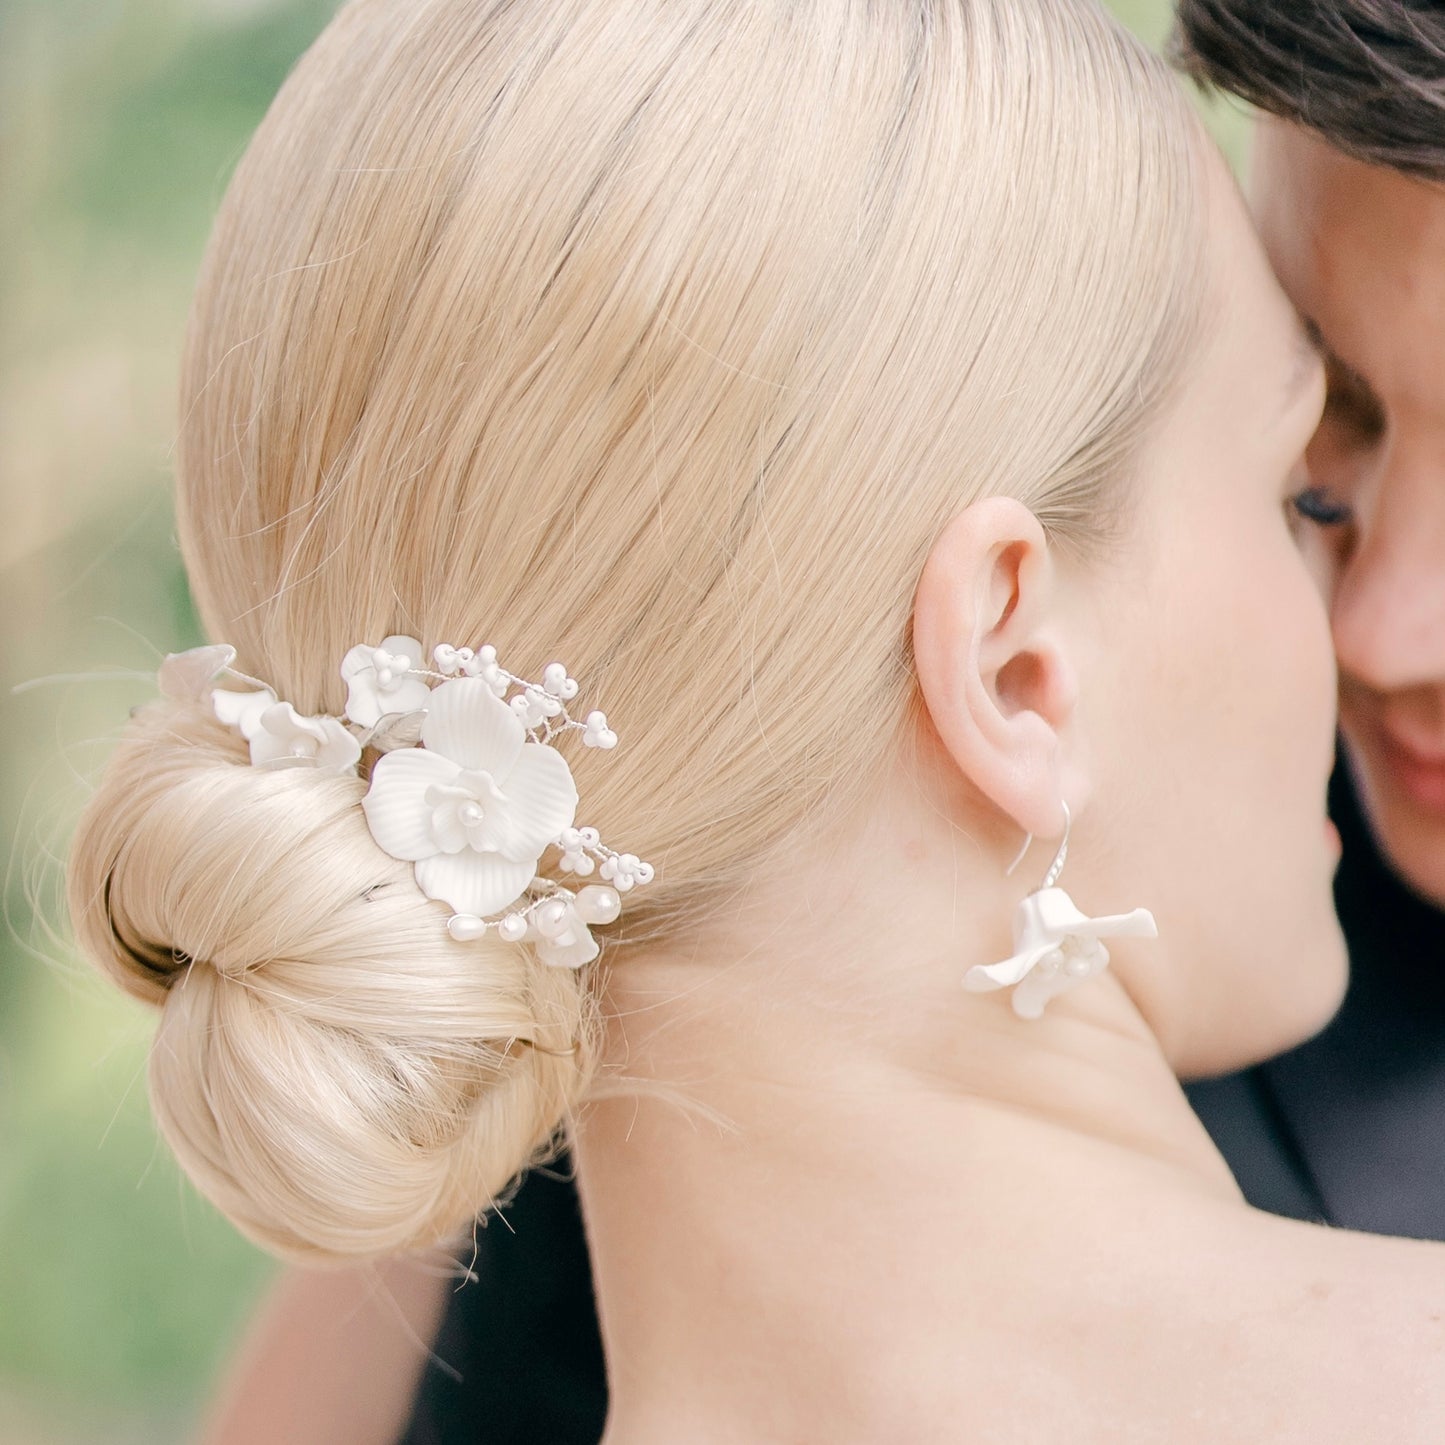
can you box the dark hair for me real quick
[1172,0,1445,181]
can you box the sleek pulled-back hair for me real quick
[67,0,1206,1263]
[1173,0,1445,180]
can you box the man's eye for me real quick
[1321,374,1386,444]
[1289,486,1354,527]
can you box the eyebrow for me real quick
[1285,315,1327,408]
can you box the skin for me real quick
[198,1255,449,1445]
[574,147,1444,1444]
[1251,119,1445,907]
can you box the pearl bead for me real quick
[447,914,487,943]
[1065,954,1093,979]
[534,898,572,938]
[498,913,529,943]
[574,885,621,925]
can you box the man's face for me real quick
[1251,119,1445,908]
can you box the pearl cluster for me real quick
[1035,940,1100,982]
[446,882,621,946]
[441,822,658,967]
[429,645,615,749]
[556,826,655,890]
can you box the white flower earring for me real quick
[963,802,1157,1019]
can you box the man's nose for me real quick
[1332,475,1445,693]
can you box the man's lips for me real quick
[1367,720,1445,812]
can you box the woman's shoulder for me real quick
[974,1189,1445,1444]
[1133,1202,1445,1442]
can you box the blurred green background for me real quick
[0,2,1246,1441]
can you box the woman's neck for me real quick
[576,952,1242,1445]
[574,749,1255,1442]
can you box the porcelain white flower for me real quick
[248,702,362,773]
[362,676,579,917]
[213,684,278,739]
[964,886,1157,1020]
[340,635,431,728]
[521,886,622,968]
[527,896,600,969]
[212,686,360,774]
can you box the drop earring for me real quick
[963,802,1157,1019]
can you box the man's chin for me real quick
[1347,744,1445,910]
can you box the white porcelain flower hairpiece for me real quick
[158,635,651,969]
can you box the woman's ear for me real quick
[912,496,1079,837]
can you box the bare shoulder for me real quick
[199,1256,452,1445]
[984,1195,1445,1444]
[1234,1204,1445,1328]
[1143,1203,1445,1443]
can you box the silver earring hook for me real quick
[1040,799,1070,890]
[1004,800,1071,893]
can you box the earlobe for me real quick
[912,496,1079,837]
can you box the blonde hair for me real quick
[68,0,1205,1261]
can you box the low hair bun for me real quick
[67,698,592,1261]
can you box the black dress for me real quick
[398,766,1445,1444]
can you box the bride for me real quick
[66,0,1445,1438]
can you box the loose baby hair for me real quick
[68,0,1207,1262]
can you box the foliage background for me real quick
[0,2,1245,1440]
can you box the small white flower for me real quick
[248,702,362,774]
[213,686,360,774]
[362,676,579,917]
[213,684,278,738]
[522,886,619,968]
[527,895,599,969]
[963,887,1157,1020]
[340,635,430,728]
